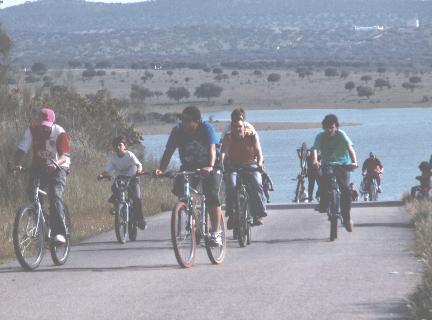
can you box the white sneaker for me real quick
[53,234,66,245]
[210,232,222,247]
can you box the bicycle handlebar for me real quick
[97,171,152,181]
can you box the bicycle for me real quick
[12,162,71,270]
[164,169,226,268]
[98,172,149,244]
[294,144,308,203]
[324,164,356,241]
[226,166,258,247]
[362,173,379,201]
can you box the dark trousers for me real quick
[28,168,67,237]
[307,168,320,201]
[112,177,144,221]
[319,166,351,217]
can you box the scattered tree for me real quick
[402,82,416,92]
[340,70,350,79]
[231,70,239,76]
[377,67,386,74]
[360,75,372,84]
[68,60,82,68]
[212,67,223,75]
[253,70,262,76]
[409,76,421,84]
[267,73,281,84]
[130,84,154,103]
[374,78,390,90]
[356,86,374,99]
[324,68,338,78]
[166,86,190,103]
[31,62,47,76]
[194,83,223,102]
[344,81,355,92]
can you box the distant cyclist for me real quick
[362,152,384,193]
[154,106,223,246]
[97,135,147,230]
[410,161,431,199]
[221,114,267,226]
[14,107,71,245]
[311,114,358,232]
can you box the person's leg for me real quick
[317,166,330,212]
[335,167,352,231]
[307,173,315,202]
[244,170,267,223]
[223,172,236,222]
[202,171,223,244]
[48,169,67,238]
[129,177,146,229]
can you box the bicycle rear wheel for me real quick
[171,202,196,268]
[370,179,378,201]
[50,202,71,266]
[13,205,45,270]
[329,191,338,241]
[294,179,302,203]
[115,202,128,244]
[205,211,226,264]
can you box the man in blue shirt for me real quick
[155,106,223,246]
[311,114,358,232]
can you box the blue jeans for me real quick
[224,164,267,219]
[28,168,67,237]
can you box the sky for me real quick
[0,0,149,9]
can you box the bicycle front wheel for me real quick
[50,202,71,266]
[171,202,196,268]
[329,191,338,241]
[13,205,45,270]
[205,211,226,264]
[115,202,128,244]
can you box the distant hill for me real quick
[1,0,432,66]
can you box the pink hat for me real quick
[39,107,55,127]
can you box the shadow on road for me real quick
[73,239,171,247]
[253,237,327,244]
[354,222,413,229]
[0,263,178,274]
[355,300,411,319]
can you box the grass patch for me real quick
[406,199,432,319]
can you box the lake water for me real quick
[142,107,432,203]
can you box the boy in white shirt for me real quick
[98,136,147,230]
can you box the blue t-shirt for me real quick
[312,129,353,165]
[166,121,219,170]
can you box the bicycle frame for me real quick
[178,172,207,238]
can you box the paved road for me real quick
[0,206,420,320]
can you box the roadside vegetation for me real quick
[0,27,175,263]
[406,199,432,319]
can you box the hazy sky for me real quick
[0,0,148,9]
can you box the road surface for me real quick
[0,205,420,320]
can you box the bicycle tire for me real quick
[115,202,128,244]
[205,211,226,265]
[329,190,338,241]
[50,202,71,266]
[237,188,248,248]
[370,179,378,201]
[294,178,302,203]
[171,202,196,268]
[13,205,45,270]
[128,219,138,242]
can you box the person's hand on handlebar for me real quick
[154,168,164,177]
[200,166,213,176]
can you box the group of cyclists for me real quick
[12,105,430,260]
[299,143,385,203]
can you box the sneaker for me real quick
[137,219,147,230]
[227,217,233,230]
[209,232,222,247]
[53,234,66,245]
[253,217,264,226]
[345,219,354,232]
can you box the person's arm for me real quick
[14,128,32,170]
[220,134,229,165]
[347,144,358,167]
[377,158,384,173]
[48,131,70,171]
[253,135,264,170]
[155,127,178,175]
[157,146,176,174]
